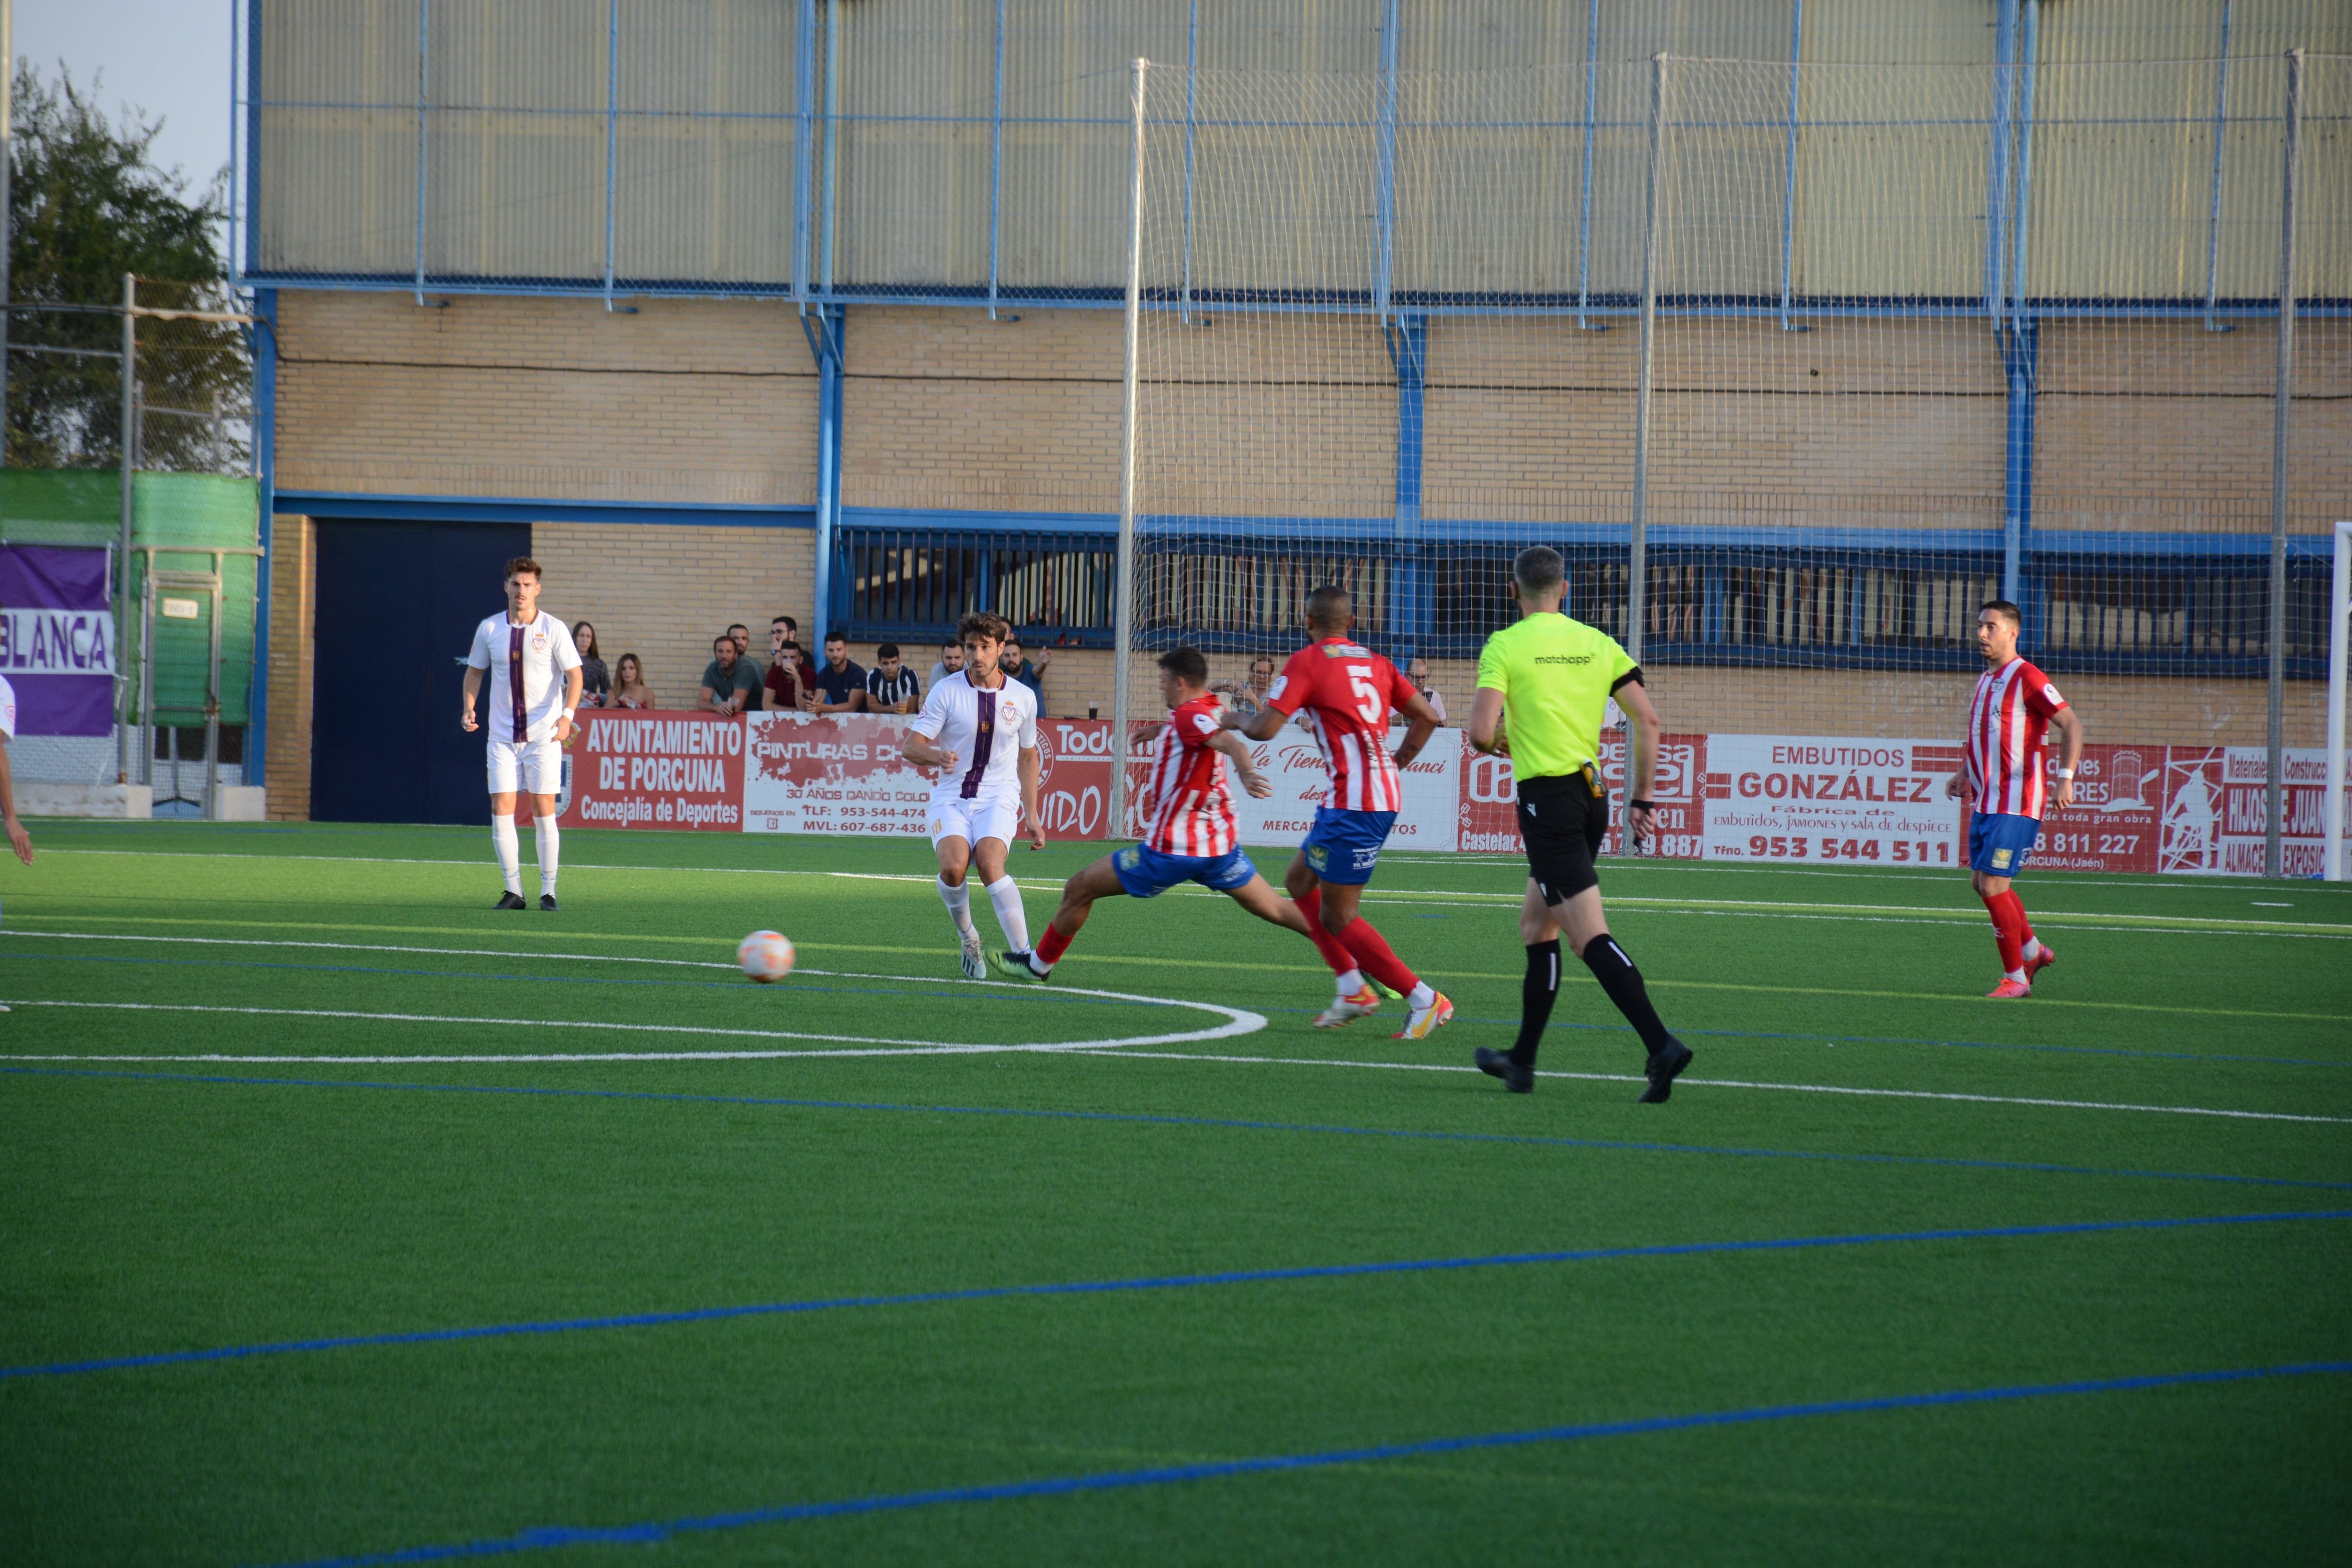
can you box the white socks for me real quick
[938,875,977,937]
[535,817,561,895]
[985,876,1032,953]
[1335,967,1365,995]
[491,814,522,895]
[2021,937,2043,962]
[1406,981,1436,1011]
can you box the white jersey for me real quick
[910,669,1038,804]
[0,674,16,740]
[466,610,583,744]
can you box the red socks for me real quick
[1337,916,1420,997]
[1982,890,2028,974]
[1036,924,1073,967]
[1289,887,1361,978]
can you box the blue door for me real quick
[310,519,532,823]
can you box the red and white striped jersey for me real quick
[1265,637,1407,812]
[1142,692,1238,856]
[1964,655,2068,819]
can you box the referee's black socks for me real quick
[1508,939,1562,1067]
[1581,935,1677,1058]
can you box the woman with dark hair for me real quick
[572,621,611,708]
[610,653,652,709]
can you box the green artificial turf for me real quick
[0,820,2347,1566]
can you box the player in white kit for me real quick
[900,611,1045,979]
[0,674,37,1008]
[461,557,583,910]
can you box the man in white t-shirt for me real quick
[461,557,583,910]
[901,611,1045,979]
[0,675,36,1008]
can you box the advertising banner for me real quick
[0,545,116,736]
[743,712,1118,842]
[556,710,745,831]
[1121,717,1461,851]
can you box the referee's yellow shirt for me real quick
[1473,613,1641,780]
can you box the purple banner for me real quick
[0,545,115,735]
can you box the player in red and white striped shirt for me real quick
[997,647,1352,984]
[1223,585,1450,1038]
[1943,599,2085,997]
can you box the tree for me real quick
[7,62,249,473]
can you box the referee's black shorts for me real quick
[1516,767,1609,905]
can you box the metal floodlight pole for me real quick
[1627,52,1668,663]
[0,0,13,474]
[2324,520,2349,882]
[1106,58,1147,841]
[2265,47,2304,880]
[116,273,136,782]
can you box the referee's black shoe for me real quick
[494,891,528,910]
[1474,1046,1533,1094]
[540,893,560,912]
[1639,1037,1693,1103]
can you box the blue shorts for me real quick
[1300,806,1398,886]
[1112,842,1259,899]
[1969,812,2042,876]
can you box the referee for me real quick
[1465,546,1693,1099]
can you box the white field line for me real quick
[1089,1050,2352,1126]
[33,849,2344,939]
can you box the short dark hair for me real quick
[1158,647,1209,686]
[957,611,1011,645]
[771,614,796,629]
[712,634,733,652]
[825,630,847,646]
[1305,585,1352,629]
[1513,546,1565,600]
[1980,598,2022,629]
[728,623,749,636]
[503,557,542,581]
[942,639,961,653]
[1002,636,1024,651]
[876,642,901,660]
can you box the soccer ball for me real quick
[736,930,796,983]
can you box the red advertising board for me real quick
[553,710,745,831]
[739,712,1116,841]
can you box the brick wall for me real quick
[263,515,315,821]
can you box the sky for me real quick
[18,0,237,200]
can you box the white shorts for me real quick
[930,791,1023,847]
[488,736,564,796]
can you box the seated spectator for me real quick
[1214,654,1278,718]
[926,638,965,690]
[572,621,611,708]
[865,642,922,715]
[807,632,866,714]
[697,633,761,716]
[1406,656,1448,726]
[727,623,760,681]
[764,641,807,712]
[767,615,799,676]
[1001,636,1050,704]
[611,653,652,708]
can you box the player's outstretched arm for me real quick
[1466,688,1508,756]
[1018,744,1045,850]
[1391,686,1439,768]
[1207,730,1274,799]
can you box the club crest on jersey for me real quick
[531,631,548,650]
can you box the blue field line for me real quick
[268,1358,2352,1566]
[12,1210,2347,1383]
[9,1065,2347,1198]
[0,950,1163,1014]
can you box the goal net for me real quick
[1109,54,2349,875]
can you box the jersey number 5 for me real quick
[1346,664,1383,724]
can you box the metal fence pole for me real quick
[1106,59,1147,841]
[116,274,136,783]
[986,0,1003,318]
[2266,47,2304,879]
[1775,0,1803,333]
[1573,0,1598,330]
[2200,1,2236,333]
[1627,52,1667,662]
[1,0,13,473]
[601,0,618,309]
[413,0,429,304]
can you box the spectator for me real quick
[767,615,799,675]
[1215,653,1279,718]
[728,623,760,681]
[572,621,611,708]
[807,632,866,714]
[1001,636,1050,704]
[764,640,807,712]
[865,642,922,715]
[697,633,761,716]
[926,638,966,690]
[611,653,652,709]
[1406,656,1448,726]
